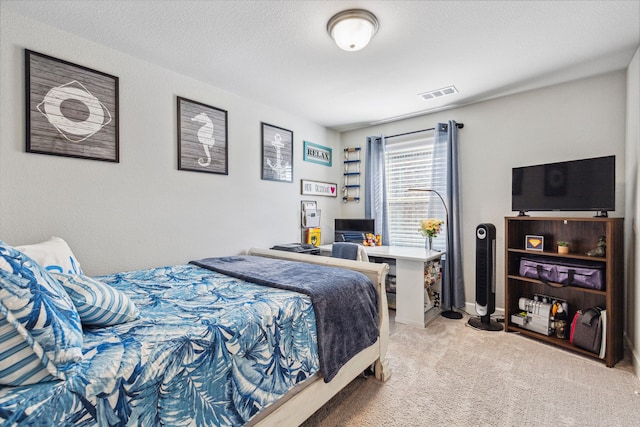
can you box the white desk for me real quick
[319,245,443,328]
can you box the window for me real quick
[384,136,446,249]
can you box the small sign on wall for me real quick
[301,179,337,197]
[303,141,332,166]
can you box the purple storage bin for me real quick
[519,256,605,291]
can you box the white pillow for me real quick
[16,236,83,275]
[51,273,140,327]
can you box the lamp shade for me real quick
[327,9,379,52]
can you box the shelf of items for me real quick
[371,256,397,309]
[424,257,442,312]
[504,216,624,367]
[342,147,361,202]
[369,253,442,326]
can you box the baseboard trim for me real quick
[624,333,640,378]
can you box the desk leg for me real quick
[394,259,425,327]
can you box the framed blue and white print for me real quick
[303,141,332,167]
[25,49,119,162]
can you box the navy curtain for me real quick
[365,136,389,245]
[432,121,465,310]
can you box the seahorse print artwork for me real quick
[267,133,290,179]
[192,112,215,167]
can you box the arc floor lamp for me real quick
[408,188,463,320]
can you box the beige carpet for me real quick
[301,312,640,426]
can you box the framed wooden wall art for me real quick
[25,49,119,162]
[177,97,228,174]
[261,122,293,182]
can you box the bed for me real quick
[0,240,390,426]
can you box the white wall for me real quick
[0,9,343,275]
[341,71,628,315]
[625,47,640,377]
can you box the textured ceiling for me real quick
[2,0,639,131]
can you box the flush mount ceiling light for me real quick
[327,9,379,52]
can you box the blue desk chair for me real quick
[331,242,369,262]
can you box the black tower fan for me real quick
[468,223,503,331]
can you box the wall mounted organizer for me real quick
[343,147,361,202]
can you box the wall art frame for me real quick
[303,141,332,166]
[177,96,228,175]
[25,49,119,162]
[301,179,338,197]
[261,122,293,182]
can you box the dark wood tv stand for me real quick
[504,216,624,367]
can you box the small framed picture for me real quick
[26,49,119,162]
[261,122,293,182]
[525,235,544,251]
[177,97,228,175]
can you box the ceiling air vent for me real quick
[418,85,458,101]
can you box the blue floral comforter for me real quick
[192,255,379,383]
[0,264,319,426]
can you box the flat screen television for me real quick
[512,155,615,216]
[334,218,375,243]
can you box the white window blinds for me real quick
[384,136,447,249]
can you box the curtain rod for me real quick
[380,122,464,141]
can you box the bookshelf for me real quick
[504,216,623,367]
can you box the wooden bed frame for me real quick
[247,248,391,426]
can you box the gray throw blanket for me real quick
[190,255,379,382]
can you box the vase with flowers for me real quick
[420,218,444,251]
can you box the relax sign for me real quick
[303,141,332,166]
